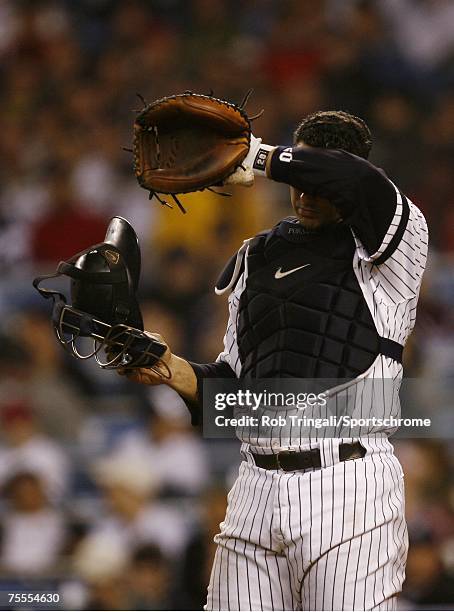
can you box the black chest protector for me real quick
[230,218,402,379]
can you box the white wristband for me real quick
[250,143,275,176]
[224,137,275,186]
[242,135,275,177]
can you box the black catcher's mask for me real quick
[33,217,167,371]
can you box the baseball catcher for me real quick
[126,92,429,611]
[36,92,429,611]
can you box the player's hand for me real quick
[117,332,172,385]
[224,134,263,187]
[115,332,198,401]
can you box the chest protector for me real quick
[228,219,402,379]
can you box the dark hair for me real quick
[293,110,372,159]
[132,544,165,565]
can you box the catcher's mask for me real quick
[33,216,167,372]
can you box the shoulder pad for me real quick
[215,231,269,295]
[215,241,248,295]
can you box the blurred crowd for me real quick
[0,0,453,610]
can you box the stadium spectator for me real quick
[125,544,174,610]
[87,452,190,560]
[0,400,70,502]
[112,388,211,497]
[0,471,66,575]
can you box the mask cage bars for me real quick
[55,304,170,378]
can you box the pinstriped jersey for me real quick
[215,147,428,449]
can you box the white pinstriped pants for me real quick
[206,440,408,611]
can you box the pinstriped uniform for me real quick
[208,440,406,611]
[205,176,428,609]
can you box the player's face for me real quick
[290,187,341,229]
[290,142,342,230]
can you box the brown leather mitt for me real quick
[132,92,252,213]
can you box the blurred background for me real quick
[0,0,453,609]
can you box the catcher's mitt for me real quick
[132,91,259,213]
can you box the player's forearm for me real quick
[167,356,237,398]
[261,145,398,255]
[263,145,364,188]
[170,358,237,427]
[166,354,198,401]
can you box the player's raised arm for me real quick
[227,111,416,262]
[267,145,399,258]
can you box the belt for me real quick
[251,441,366,472]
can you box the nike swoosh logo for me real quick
[274,264,311,279]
